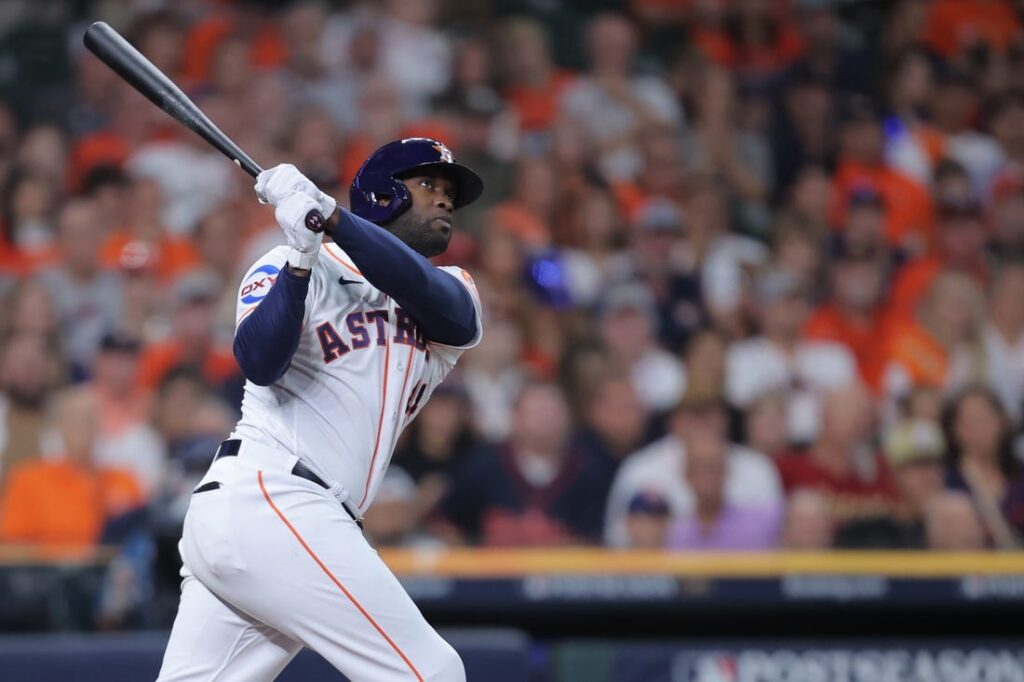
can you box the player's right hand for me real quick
[255,163,336,218]
[275,192,335,269]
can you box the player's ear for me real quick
[376,194,392,207]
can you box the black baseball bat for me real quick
[83,21,326,233]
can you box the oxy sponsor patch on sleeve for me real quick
[240,264,280,304]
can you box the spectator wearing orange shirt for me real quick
[923,0,1022,59]
[830,95,933,255]
[889,178,992,321]
[805,240,891,391]
[99,177,201,282]
[498,17,576,134]
[882,270,987,403]
[0,387,143,548]
[0,332,61,490]
[136,270,237,392]
[690,0,804,82]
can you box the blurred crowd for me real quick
[3,0,1024,627]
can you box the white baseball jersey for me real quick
[229,241,483,513]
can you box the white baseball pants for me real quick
[157,440,464,681]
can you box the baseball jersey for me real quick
[230,242,483,512]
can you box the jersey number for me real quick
[405,382,427,416]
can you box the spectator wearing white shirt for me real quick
[726,268,857,445]
[598,283,686,414]
[604,390,782,547]
[560,13,684,180]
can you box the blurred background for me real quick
[2,0,1024,680]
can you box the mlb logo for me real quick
[693,653,737,682]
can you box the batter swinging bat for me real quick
[83,21,326,233]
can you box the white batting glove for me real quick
[275,191,337,269]
[255,163,336,217]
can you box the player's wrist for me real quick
[287,246,318,270]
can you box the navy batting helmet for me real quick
[349,137,484,224]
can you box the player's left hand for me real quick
[275,191,335,269]
[255,163,336,218]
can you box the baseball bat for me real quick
[82,21,326,233]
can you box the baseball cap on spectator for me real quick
[839,94,881,126]
[937,191,982,218]
[99,330,142,354]
[634,198,685,235]
[627,490,670,517]
[174,270,221,305]
[828,233,883,263]
[599,281,657,319]
[847,183,885,211]
[883,419,946,468]
[755,268,807,304]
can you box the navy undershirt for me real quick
[233,208,478,386]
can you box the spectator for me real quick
[612,198,706,350]
[744,389,789,458]
[835,419,946,548]
[1,170,59,272]
[573,369,650,469]
[99,177,202,281]
[622,490,672,549]
[882,270,986,403]
[682,64,772,233]
[982,261,1024,420]
[498,17,576,135]
[87,331,165,498]
[943,385,1024,548]
[461,315,526,442]
[38,198,123,376]
[437,381,613,546]
[771,74,835,199]
[932,69,1003,194]
[988,168,1024,256]
[805,241,891,390]
[889,178,991,320]
[830,94,932,255]
[0,387,143,548]
[776,383,899,526]
[561,12,683,180]
[363,467,443,549]
[925,491,988,550]
[688,180,769,337]
[780,488,836,550]
[0,332,61,488]
[726,268,857,445]
[136,270,238,393]
[393,383,488,522]
[605,390,782,547]
[665,429,783,551]
[598,282,686,414]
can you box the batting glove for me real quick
[275,191,336,269]
[255,163,336,217]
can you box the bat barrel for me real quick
[83,21,263,178]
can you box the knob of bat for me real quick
[304,209,325,233]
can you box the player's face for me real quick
[389,171,457,258]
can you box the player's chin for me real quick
[414,227,451,259]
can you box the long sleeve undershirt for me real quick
[234,208,478,386]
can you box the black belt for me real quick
[212,439,362,529]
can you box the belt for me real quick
[213,439,363,529]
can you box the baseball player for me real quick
[158,138,484,681]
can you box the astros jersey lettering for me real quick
[231,242,482,512]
